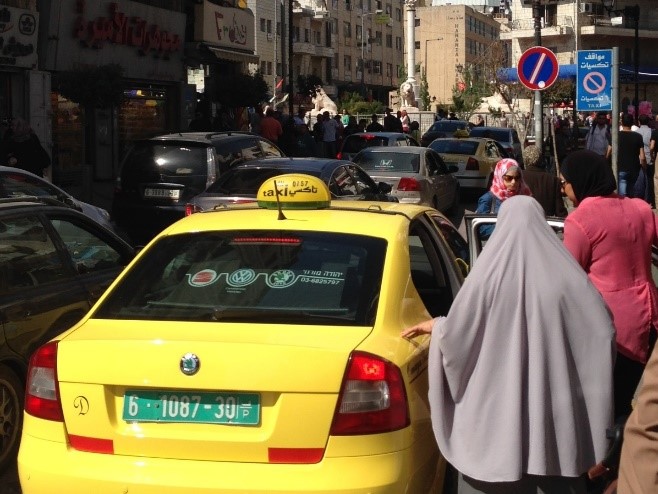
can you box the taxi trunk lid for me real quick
[56,320,370,463]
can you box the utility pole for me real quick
[532,0,543,149]
[288,0,294,118]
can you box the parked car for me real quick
[468,126,524,165]
[428,137,503,189]
[336,132,418,161]
[112,132,284,245]
[0,166,114,232]
[19,173,467,493]
[186,157,395,213]
[0,197,134,472]
[352,146,460,213]
[420,120,470,147]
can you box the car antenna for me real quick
[272,179,287,220]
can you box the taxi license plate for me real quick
[144,188,181,199]
[122,390,260,425]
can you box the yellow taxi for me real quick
[18,174,469,493]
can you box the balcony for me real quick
[315,45,334,58]
[501,16,573,40]
[294,41,315,55]
[579,14,658,39]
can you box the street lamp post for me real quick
[360,10,381,98]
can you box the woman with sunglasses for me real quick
[561,149,658,421]
[475,158,532,239]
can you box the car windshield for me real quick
[342,135,390,154]
[429,140,479,155]
[206,168,313,195]
[93,231,385,326]
[469,128,509,142]
[122,142,210,177]
[355,152,420,173]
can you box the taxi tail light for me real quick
[336,151,343,159]
[24,341,64,422]
[397,177,421,191]
[330,351,409,435]
[465,157,480,170]
[185,203,201,216]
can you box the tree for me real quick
[451,67,485,121]
[419,69,430,111]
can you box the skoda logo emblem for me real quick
[180,353,200,376]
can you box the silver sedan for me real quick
[352,146,460,213]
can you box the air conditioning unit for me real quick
[266,33,273,41]
[580,2,595,14]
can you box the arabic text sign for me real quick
[577,50,612,112]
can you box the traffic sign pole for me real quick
[533,0,543,152]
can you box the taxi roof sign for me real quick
[257,174,332,210]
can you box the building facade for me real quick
[502,0,658,114]
[416,4,505,107]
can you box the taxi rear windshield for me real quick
[94,231,386,326]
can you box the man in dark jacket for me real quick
[383,108,402,132]
[521,144,568,217]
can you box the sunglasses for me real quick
[502,175,520,183]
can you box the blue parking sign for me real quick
[577,50,612,112]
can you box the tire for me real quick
[0,366,24,472]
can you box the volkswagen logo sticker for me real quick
[180,353,200,375]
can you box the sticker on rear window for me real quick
[186,268,345,290]
[188,269,219,287]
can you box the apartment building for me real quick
[251,0,406,106]
[416,4,505,107]
[502,0,658,112]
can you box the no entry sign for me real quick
[517,46,559,91]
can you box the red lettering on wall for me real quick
[73,3,181,58]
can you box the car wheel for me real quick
[0,366,24,472]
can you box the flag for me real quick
[275,78,284,90]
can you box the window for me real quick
[395,7,401,21]
[0,214,68,292]
[95,232,387,326]
[408,220,454,317]
[373,61,382,74]
[50,217,125,274]
[260,18,266,32]
[343,21,351,38]
[386,34,392,48]
[267,19,272,34]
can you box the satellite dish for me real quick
[487,6,494,13]
[504,8,510,14]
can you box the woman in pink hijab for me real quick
[475,158,531,238]
[402,196,615,494]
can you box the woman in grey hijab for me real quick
[402,195,615,494]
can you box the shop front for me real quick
[39,0,186,196]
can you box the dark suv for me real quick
[420,120,470,147]
[112,132,284,245]
[0,197,134,471]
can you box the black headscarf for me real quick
[561,150,616,204]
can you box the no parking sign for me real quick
[577,50,612,112]
[517,46,559,91]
